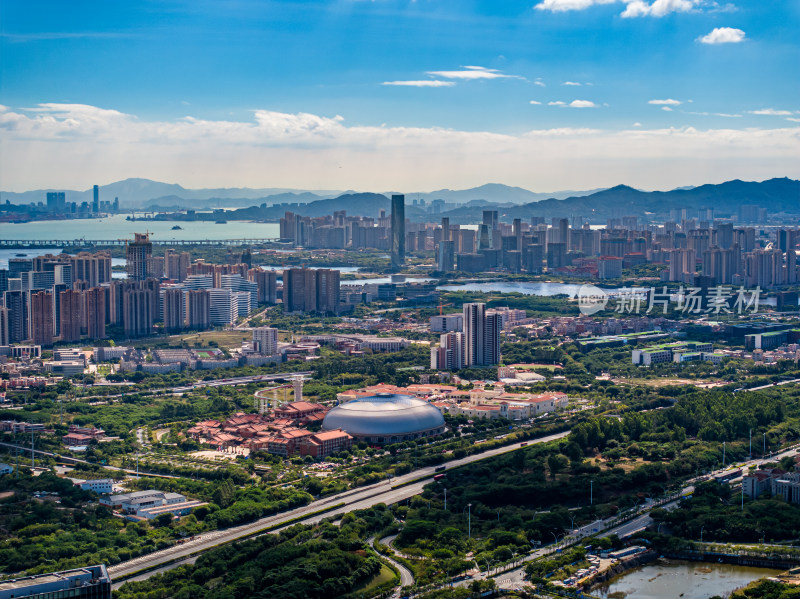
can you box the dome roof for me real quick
[322,393,445,437]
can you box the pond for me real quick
[594,559,780,599]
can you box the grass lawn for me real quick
[169,330,250,349]
[352,563,397,595]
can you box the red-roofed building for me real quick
[300,429,353,459]
[274,401,327,420]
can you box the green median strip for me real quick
[112,502,347,583]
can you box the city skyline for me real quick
[1,1,798,191]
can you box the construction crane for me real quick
[437,301,453,315]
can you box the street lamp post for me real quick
[468,503,472,539]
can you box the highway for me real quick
[108,430,569,583]
[741,378,800,393]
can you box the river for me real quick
[1,214,280,241]
[438,281,589,297]
[594,559,780,599]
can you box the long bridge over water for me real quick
[0,238,282,249]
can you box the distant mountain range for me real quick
[0,178,345,209]
[0,178,604,209]
[3,177,798,223]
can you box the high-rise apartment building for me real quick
[252,327,279,355]
[221,274,258,310]
[71,252,112,287]
[92,184,100,213]
[126,233,153,281]
[463,303,501,367]
[391,194,405,271]
[86,287,106,339]
[186,289,211,329]
[283,268,340,314]
[249,268,277,304]
[162,288,186,332]
[547,242,568,269]
[30,291,55,346]
[122,281,159,337]
[165,250,191,282]
[59,289,83,342]
[209,288,238,325]
[430,331,465,370]
[3,290,28,343]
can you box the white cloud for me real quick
[661,106,673,111]
[622,0,696,18]
[382,80,455,87]
[562,81,582,86]
[569,100,597,108]
[530,100,542,105]
[748,108,793,116]
[685,111,742,118]
[534,79,546,87]
[1,103,798,193]
[426,66,522,80]
[534,0,617,12]
[787,117,800,123]
[698,27,746,44]
[548,101,566,106]
[633,122,643,127]
[649,99,682,106]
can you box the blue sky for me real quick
[1,0,798,192]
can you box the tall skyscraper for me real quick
[463,303,501,367]
[0,306,8,346]
[126,233,153,281]
[30,291,55,346]
[437,240,455,272]
[86,287,106,339]
[92,184,100,213]
[59,289,83,342]
[46,192,66,213]
[391,194,405,271]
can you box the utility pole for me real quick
[31,430,34,469]
[764,433,766,456]
[723,441,726,467]
[749,429,752,460]
[468,503,472,539]
[444,488,447,511]
[590,479,593,506]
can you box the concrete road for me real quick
[368,536,415,594]
[108,430,569,583]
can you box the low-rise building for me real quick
[299,429,353,459]
[76,479,113,494]
[0,565,111,599]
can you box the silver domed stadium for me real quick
[322,393,445,445]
